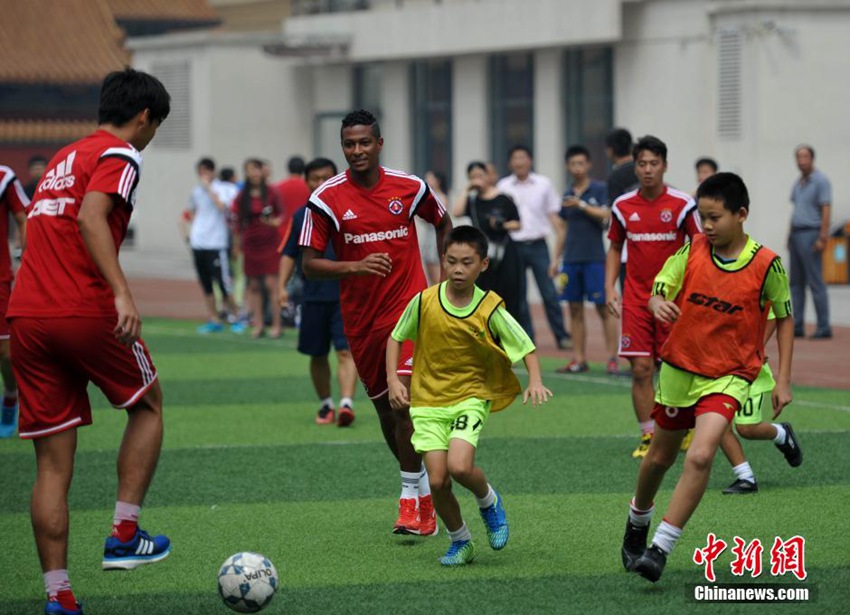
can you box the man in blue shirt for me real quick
[551,145,619,374]
[789,145,832,339]
[279,158,357,425]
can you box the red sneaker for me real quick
[393,498,419,534]
[337,404,355,427]
[607,357,620,375]
[556,360,588,374]
[417,494,439,536]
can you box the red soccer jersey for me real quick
[299,166,446,338]
[9,130,142,318]
[608,186,701,306]
[0,165,30,282]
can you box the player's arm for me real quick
[302,247,392,280]
[647,245,688,324]
[13,211,26,252]
[278,255,295,307]
[387,294,420,410]
[77,192,139,346]
[548,213,566,278]
[763,260,793,415]
[683,201,702,239]
[521,352,553,407]
[434,214,452,281]
[605,242,623,317]
[489,306,552,406]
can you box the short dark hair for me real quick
[605,128,633,158]
[445,225,488,259]
[507,145,532,160]
[305,157,338,178]
[219,167,236,183]
[28,155,47,167]
[98,68,170,126]
[795,144,815,160]
[197,157,215,172]
[696,172,750,214]
[341,109,381,139]
[466,160,488,175]
[565,145,591,162]
[695,157,718,172]
[633,135,667,162]
[287,156,306,175]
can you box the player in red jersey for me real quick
[7,69,171,615]
[605,136,701,459]
[299,110,452,536]
[0,165,29,438]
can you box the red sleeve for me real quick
[608,207,626,243]
[298,205,330,252]
[683,207,702,239]
[3,176,29,214]
[88,157,138,207]
[414,186,446,225]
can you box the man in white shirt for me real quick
[182,158,242,333]
[497,145,570,348]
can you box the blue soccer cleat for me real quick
[103,528,171,570]
[439,540,476,566]
[479,491,509,550]
[0,401,17,438]
[197,321,224,334]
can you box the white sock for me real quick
[475,484,496,509]
[629,497,654,527]
[448,522,472,543]
[339,396,353,409]
[43,569,71,598]
[732,462,756,483]
[418,463,431,498]
[652,519,683,555]
[772,423,787,444]
[400,471,419,500]
[320,397,334,410]
[639,420,655,436]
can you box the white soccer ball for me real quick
[217,552,279,613]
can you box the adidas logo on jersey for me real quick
[39,151,77,192]
[342,209,358,220]
[628,212,641,222]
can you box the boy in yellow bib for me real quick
[387,225,552,566]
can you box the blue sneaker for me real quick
[103,528,171,570]
[479,491,509,550]
[197,321,224,334]
[0,402,17,438]
[229,321,247,334]
[439,539,476,566]
[45,592,83,614]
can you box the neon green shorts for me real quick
[734,363,775,425]
[409,398,490,453]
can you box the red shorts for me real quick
[347,323,414,399]
[10,317,158,439]
[651,394,739,431]
[0,280,10,339]
[619,302,670,360]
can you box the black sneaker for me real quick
[621,520,649,571]
[775,423,803,467]
[722,478,759,495]
[794,327,805,338]
[809,329,832,340]
[633,544,667,583]
[315,405,335,425]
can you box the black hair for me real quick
[219,167,236,183]
[238,158,269,227]
[98,67,170,126]
[795,144,815,160]
[507,145,532,160]
[695,157,718,172]
[565,145,591,162]
[341,109,381,139]
[28,155,47,167]
[428,170,448,195]
[197,157,215,172]
[445,225,488,260]
[605,128,633,158]
[287,156,306,175]
[695,172,750,214]
[633,135,667,162]
[305,157,338,178]
[466,160,488,175]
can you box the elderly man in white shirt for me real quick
[497,145,570,349]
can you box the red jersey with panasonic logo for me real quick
[9,130,142,318]
[608,186,701,306]
[299,166,446,338]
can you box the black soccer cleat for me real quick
[775,423,803,467]
[633,545,667,583]
[621,520,649,572]
[722,478,759,495]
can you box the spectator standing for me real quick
[694,157,718,189]
[788,145,832,339]
[417,170,448,285]
[23,155,47,200]
[497,146,571,349]
[274,156,311,231]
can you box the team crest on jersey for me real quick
[660,208,673,223]
[621,335,631,349]
[388,197,404,215]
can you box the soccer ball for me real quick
[217,552,279,613]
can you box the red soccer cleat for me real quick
[417,494,439,536]
[393,498,419,534]
[337,404,355,427]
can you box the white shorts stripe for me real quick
[132,342,154,386]
[19,416,83,439]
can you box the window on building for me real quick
[563,47,613,182]
[150,61,191,150]
[353,63,383,118]
[489,53,534,175]
[411,60,452,186]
